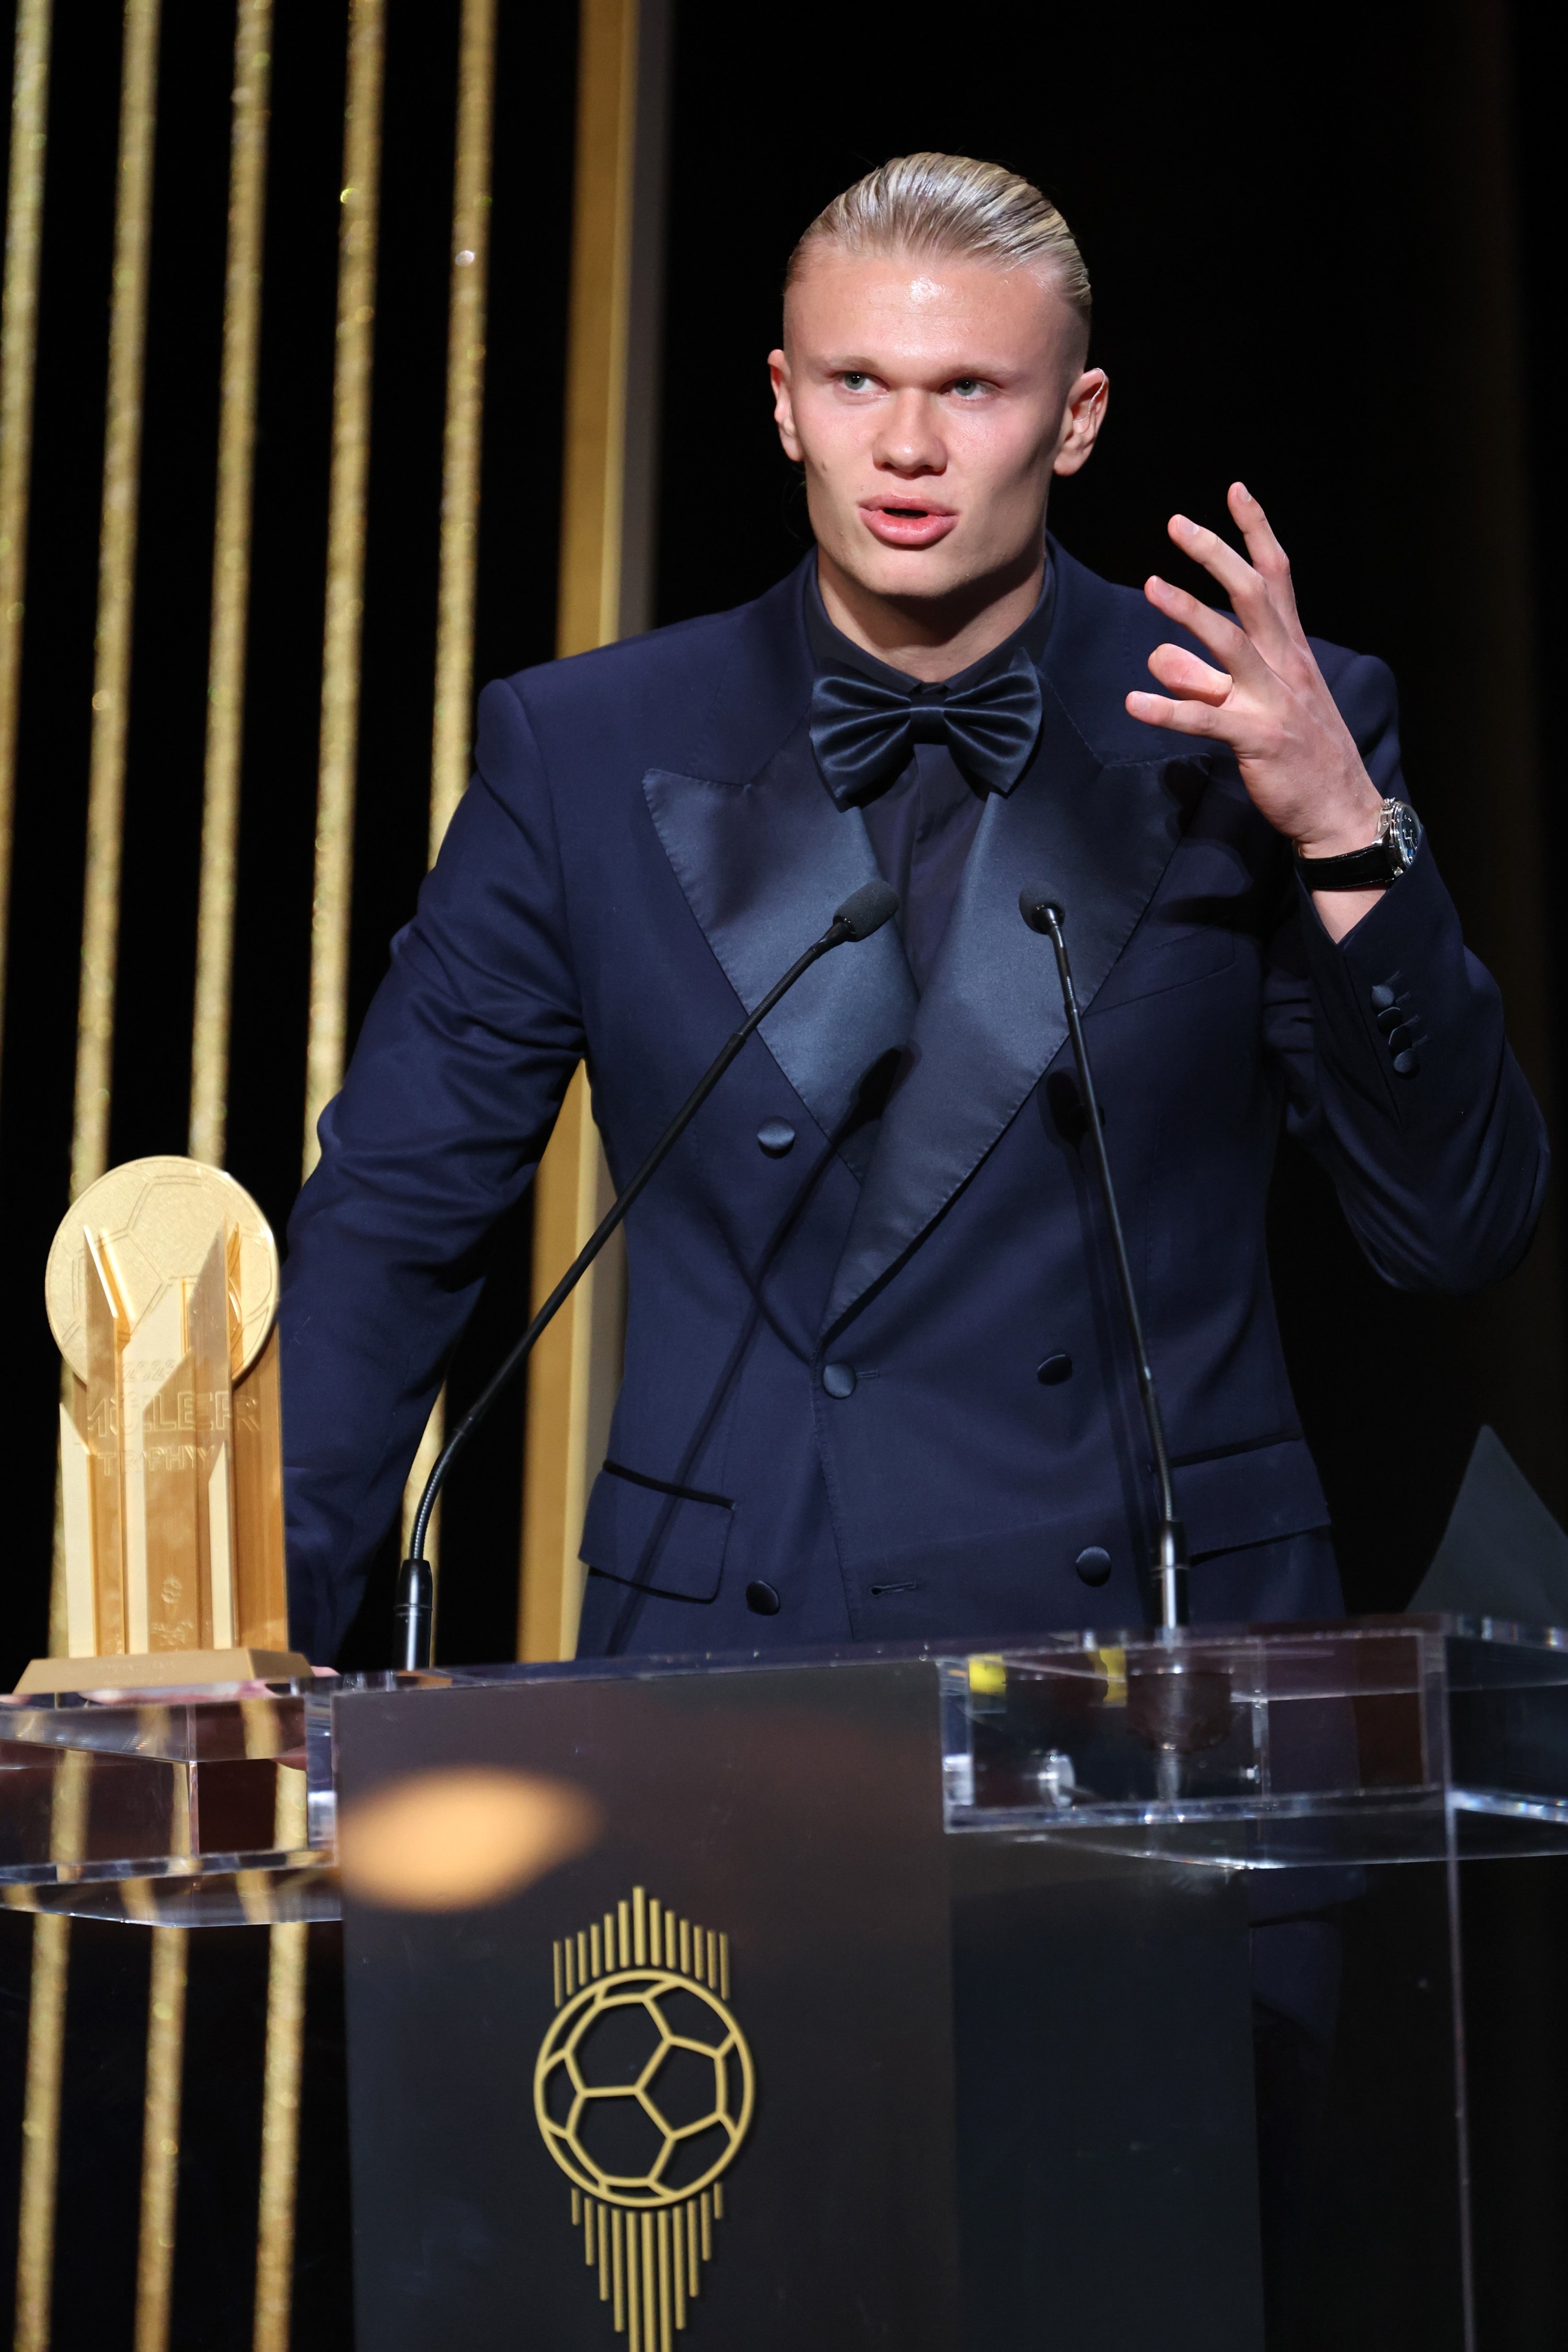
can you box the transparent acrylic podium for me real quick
[933,1617,1568,2352]
[5,1617,1568,2349]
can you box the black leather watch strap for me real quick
[1296,838,1401,891]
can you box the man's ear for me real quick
[769,347,803,462]
[1052,367,1109,479]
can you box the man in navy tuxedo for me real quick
[279,153,1547,1665]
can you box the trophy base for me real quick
[13,1646,314,1696]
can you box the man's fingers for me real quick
[1144,641,1233,705]
[1143,577,1270,684]
[1165,513,1297,666]
[1227,482,1304,627]
[1125,688,1225,738]
[1166,513,1258,605]
[1226,481,1287,572]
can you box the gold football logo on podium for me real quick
[535,1886,754,2349]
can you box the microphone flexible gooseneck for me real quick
[393,878,901,1667]
[1019,887,1189,1632]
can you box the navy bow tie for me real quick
[810,642,1044,807]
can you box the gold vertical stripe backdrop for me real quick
[252,1766,309,2352]
[25,13,163,2343]
[251,1920,307,2352]
[399,0,500,1583]
[518,1073,624,1661]
[133,1928,188,2352]
[517,0,671,1664]
[429,0,496,859]
[13,1752,89,2352]
[167,29,275,2350]
[258,5,391,2331]
[70,0,162,1205]
[181,27,315,2352]
[189,0,273,1169]
[557,0,639,662]
[0,0,52,1091]
[9,1917,67,2352]
[301,0,386,1180]
[129,1739,191,2352]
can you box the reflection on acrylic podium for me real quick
[329,1617,1568,2352]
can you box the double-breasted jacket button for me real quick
[1037,1352,1073,1386]
[757,1119,795,1157]
[821,1362,856,1399]
[1075,1546,1113,1587]
[746,1579,782,1615]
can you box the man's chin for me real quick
[825,539,984,614]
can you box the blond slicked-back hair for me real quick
[785,153,1091,326]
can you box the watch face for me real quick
[1383,801,1423,871]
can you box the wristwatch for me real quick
[1296,797,1423,890]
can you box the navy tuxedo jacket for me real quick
[279,544,1548,1663]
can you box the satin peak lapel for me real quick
[824,682,1189,1331]
[644,732,918,1168]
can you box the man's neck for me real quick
[814,544,1046,683]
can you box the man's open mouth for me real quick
[859,501,959,546]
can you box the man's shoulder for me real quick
[486,560,812,778]
[500,603,741,702]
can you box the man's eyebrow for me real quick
[815,352,1018,378]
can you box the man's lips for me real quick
[858,500,958,549]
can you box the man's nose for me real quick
[871,390,945,476]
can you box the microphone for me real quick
[1019,886,1189,1633]
[394,878,901,1667]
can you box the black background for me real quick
[653,0,1568,1616]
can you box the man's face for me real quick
[770,249,1106,614]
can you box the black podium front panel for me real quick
[338,1656,1279,2352]
[337,1662,965,2351]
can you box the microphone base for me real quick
[395,1556,436,1671]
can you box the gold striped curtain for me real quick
[518,0,670,1661]
[0,1,668,2342]
[0,2,663,1672]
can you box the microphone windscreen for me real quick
[833,879,900,941]
[1019,884,1066,935]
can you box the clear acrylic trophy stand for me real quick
[0,1669,351,1924]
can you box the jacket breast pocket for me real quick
[579,1459,734,1602]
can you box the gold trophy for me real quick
[18,1155,310,1693]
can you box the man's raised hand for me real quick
[1125,485,1386,900]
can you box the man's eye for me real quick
[839,371,872,391]
[949,377,987,397]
